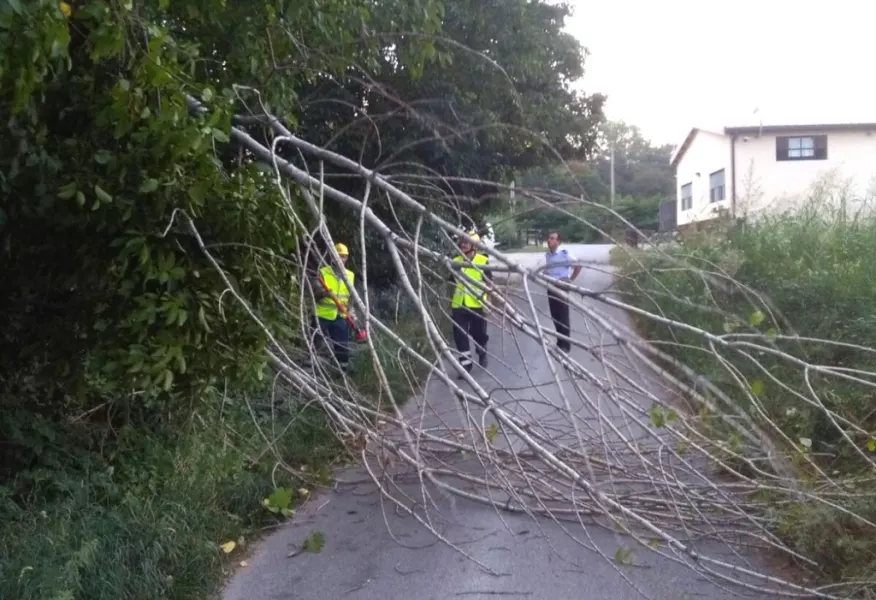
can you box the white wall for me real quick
[734,129,876,219]
[674,131,731,226]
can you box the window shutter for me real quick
[775,136,789,161]
[814,135,828,160]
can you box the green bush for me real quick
[0,388,339,600]
[616,204,876,585]
[0,282,436,600]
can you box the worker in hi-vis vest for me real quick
[311,242,356,373]
[448,230,493,377]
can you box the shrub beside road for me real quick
[613,207,876,586]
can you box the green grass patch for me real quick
[613,209,876,586]
[0,290,437,600]
[0,396,338,600]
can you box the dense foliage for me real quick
[493,121,674,246]
[0,0,604,597]
[616,206,876,586]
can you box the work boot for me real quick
[478,352,488,368]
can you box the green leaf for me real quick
[138,178,159,193]
[748,310,766,326]
[6,0,23,15]
[302,531,325,553]
[211,128,230,143]
[866,439,876,453]
[188,184,206,205]
[648,404,666,428]
[202,87,214,102]
[614,546,633,565]
[94,185,113,203]
[485,423,499,444]
[57,182,77,199]
[750,380,765,397]
[764,328,778,342]
[94,150,112,165]
[263,487,293,513]
[161,369,173,391]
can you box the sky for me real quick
[565,0,876,147]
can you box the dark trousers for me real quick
[451,307,488,370]
[315,316,350,371]
[547,288,571,351]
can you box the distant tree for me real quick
[496,120,675,244]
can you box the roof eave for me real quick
[669,128,698,169]
[724,122,876,136]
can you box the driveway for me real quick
[222,244,775,600]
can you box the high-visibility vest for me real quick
[316,265,355,320]
[451,253,489,309]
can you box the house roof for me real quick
[723,122,876,135]
[668,127,724,169]
[670,122,876,168]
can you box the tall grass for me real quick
[0,283,437,600]
[616,197,876,584]
[0,394,338,600]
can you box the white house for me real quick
[670,122,876,226]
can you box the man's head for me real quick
[458,230,479,255]
[546,231,561,253]
[335,242,349,265]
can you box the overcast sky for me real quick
[565,0,875,147]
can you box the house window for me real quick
[680,182,693,210]
[776,135,827,161]
[709,169,725,202]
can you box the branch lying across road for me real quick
[175,92,875,600]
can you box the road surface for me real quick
[222,244,774,600]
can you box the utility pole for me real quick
[609,142,616,208]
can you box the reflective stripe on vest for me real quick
[316,265,355,320]
[451,253,489,309]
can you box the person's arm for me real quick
[566,250,582,281]
[482,256,494,307]
[309,267,329,300]
[483,257,494,282]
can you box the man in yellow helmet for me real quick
[311,242,357,373]
[448,230,493,377]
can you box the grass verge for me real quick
[0,288,439,600]
[611,210,876,587]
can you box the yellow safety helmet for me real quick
[458,230,480,243]
[335,242,349,256]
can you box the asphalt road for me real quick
[222,244,775,600]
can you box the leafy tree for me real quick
[0,0,605,490]
[288,0,605,271]
[596,121,675,199]
[0,0,442,485]
[492,121,674,245]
